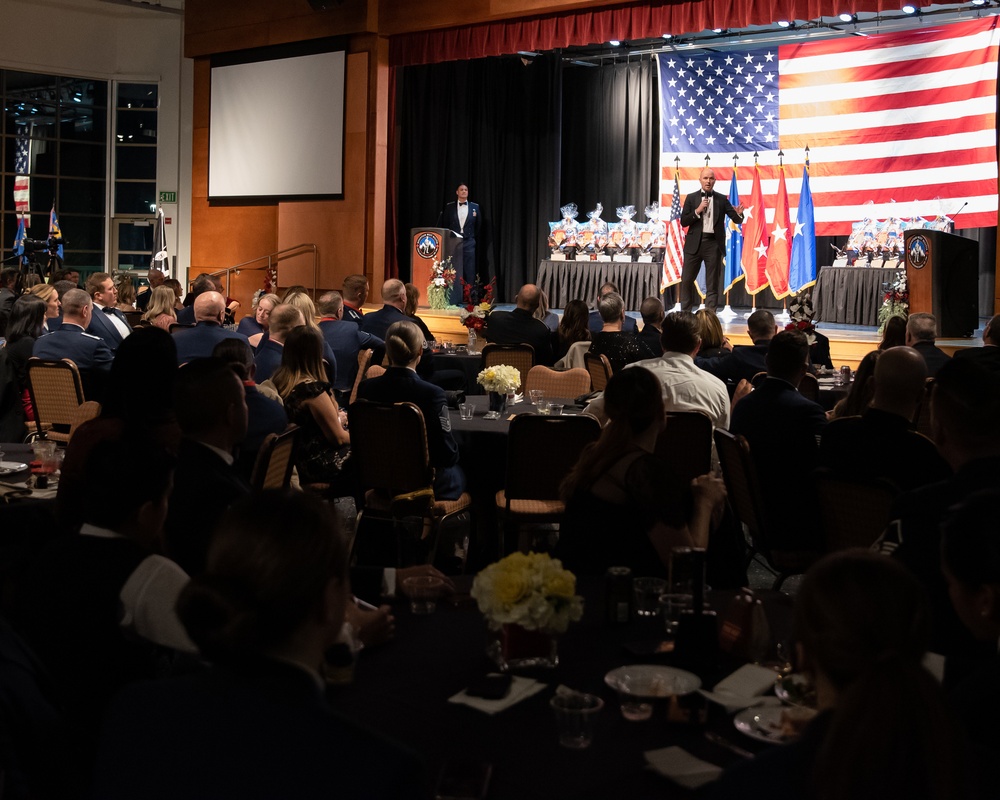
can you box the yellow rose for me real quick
[493,569,529,605]
[544,571,576,599]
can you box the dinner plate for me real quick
[604,665,701,697]
[0,461,29,476]
[733,705,816,744]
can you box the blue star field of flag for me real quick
[659,48,780,154]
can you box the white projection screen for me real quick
[209,43,345,201]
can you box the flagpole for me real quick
[744,151,760,319]
[669,156,682,312]
[719,152,739,323]
[773,150,792,325]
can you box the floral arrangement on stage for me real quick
[426,256,456,310]
[476,364,521,395]
[877,268,909,332]
[471,552,584,634]
[784,292,818,345]
[459,275,496,332]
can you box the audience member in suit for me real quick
[879,358,1000,661]
[236,292,279,349]
[588,292,649,373]
[175,273,215,325]
[694,307,730,359]
[85,272,132,352]
[317,291,384,398]
[164,358,251,576]
[554,298,591,362]
[953,312,1000,372]
[906,312,951,377]
[484,283,555,366]
[253,304,305,384]
[704,551,972,800]
[134,264,164,313]
[357,320,466,500]
[0,296,45,440]
[361,279,437,379]
[729,329,827,550]
[819,346,951,491]
[32,288,113,402]
[213,338,288,484]
[172,291,250,365]
[679,167,745,312]
[29,282,61,333]
[698,308,776,386]
[636,296,665,358]
[94,491,425,800]
[588,281,638,334]
[341,274,368,324]
[12,438,195,745]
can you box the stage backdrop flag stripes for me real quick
[14,124,31,225]
[741,165,769,295]
[789,164,817,295]
[656,17,1000,235]
[49,205,63,261]
[724,170,744,293]
[661,170,685,291]
[765,165,791,299]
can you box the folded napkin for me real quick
[645,746,723,789]
[448,675,546,715]
[699,663,781,712]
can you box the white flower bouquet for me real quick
[426,257,456,310]
[476,364,521,395]
[471,552,584,634]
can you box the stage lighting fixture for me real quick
[712,28,727,34]
[902,4,918,13]
[971,0,987,5]
[609,40,621,46]
[839,12,857,22]
[777,20,791,27]
[662,33,673,39]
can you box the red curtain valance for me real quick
[390,1,905,67]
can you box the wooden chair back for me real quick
[502,414,601,505]
[814,468,898,552]
[349,348,373,406]
[523,366,591,399]
[655,411,713,485]
[481,343,535,392]
[750,371,767,389]
[798,373,820,404]
[26,358,85,443]
[914,377,935,440]
[250,425,299,491]
[584,351,612,392]
[351,401,432,502]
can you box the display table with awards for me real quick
[812,265,897,327]
[537,259,661,311]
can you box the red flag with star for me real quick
[765,165,791,299]
[741,165,769,295]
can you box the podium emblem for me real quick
[907,235,929,270]
[415,232,441,260]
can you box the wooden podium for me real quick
[903,229,978,337]
[410,227,464,306]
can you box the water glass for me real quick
[550,692,603,748]
[659,593,692,633]
[459,403,474,421]
[528,389,545,406]
[632,577,667,617]
[402,576,445,614]
[549,403,565,416]
[616,672,660,721]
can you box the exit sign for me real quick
[159,191,177,203]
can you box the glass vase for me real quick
[484,391,507,420]
[488,623,558,671]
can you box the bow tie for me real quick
[102,306,117,315]
[702,192,712,198]
[459,202,467,206]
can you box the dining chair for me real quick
[914,377,935,440]
[713,428,821,590]
[554,340,591,371]
[523,366,591,399]
[350,401,472,567]
[348,349,374,406]
[481,343,535,392]
[250,425,299,491]
[583,351,612,392]
[68,401,102,442]
[25,358,86,444]
[495,413,601,556]
[750,371,768,389]
[813,468,899,552]
[654,411,713,485]
[798,372,820,404]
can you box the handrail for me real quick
[195,243,320,298]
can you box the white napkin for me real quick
[644,746,723,789]
[448,675,546,715]
[699,663,780,712]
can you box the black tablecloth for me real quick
[813,265,897,327]
[432,352,484,394]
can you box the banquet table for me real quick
[432,351,484,394]
[330,578,795,800]
[537,260,660,311]
[813,265,897,327]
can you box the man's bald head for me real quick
[516,284,541,312]
[194,291,226,323]
[872,346,928,418]
[699,168,717,192]
[268,304,305,343]
[381,279,406,309]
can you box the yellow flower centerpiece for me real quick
[472,552,584,669]
[477,364,522,419]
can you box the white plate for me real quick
[733,705,816,744]
[604,665,701,697]
[0,461,29,476]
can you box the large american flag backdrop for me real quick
[658,17,1000,236]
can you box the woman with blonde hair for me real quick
[29,283,61,332]
[116,274,137,311]
[695,308,729,359]
[283,291,339,373]
[236,292,279,346]
[142,285,179,331]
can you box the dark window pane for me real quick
[118,222,153,252]
[59,179,105,214]
[114,181,156,214]
[115,145,155,180]
[61,215,105,251]
[116,110,157,142]
[27,176,56,214]
[6,106,58,141]
[61,79,107,110]
[60,142,106,178]
[117,83,157,109]
[4,72,58,104]
[59,108,106,142]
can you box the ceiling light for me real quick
[839,12,857,22]
[662,33,672,39]
[609,40,621,46]
[777,20,791,27]
[902,4,918,13]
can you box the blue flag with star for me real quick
[789,165,817,294]
[49,205,64,260]
[724,173,744,292]
[14,216,27,264]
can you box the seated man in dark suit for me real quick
[483,283,555,366]
[361,278,442,383]
[164,358,251,576]
[317,291,384,399]
[729,329,827,550]
[174,273,215,326]
[85,272,132,352]
[32,288,113,402]
[587,281,638,334]
[906,312,951,377]
[636,296,665,358]
[173,291,250,365]
[697,308,776,386]
[252,303,305,384]
[953,313,1000,372]
[818,346,951,491]
[341,274,369,324]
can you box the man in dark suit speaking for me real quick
[437,183,482,301]
[680,168,744,312]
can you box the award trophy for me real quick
[547,203,579,260]
[585,203,610,261]
[612,205,638,261]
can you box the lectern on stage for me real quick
[410,228,464,305]
[903,229,978,338]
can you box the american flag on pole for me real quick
[661,170,684,291]
[657,17,1000,235]
[14,125,31,225]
